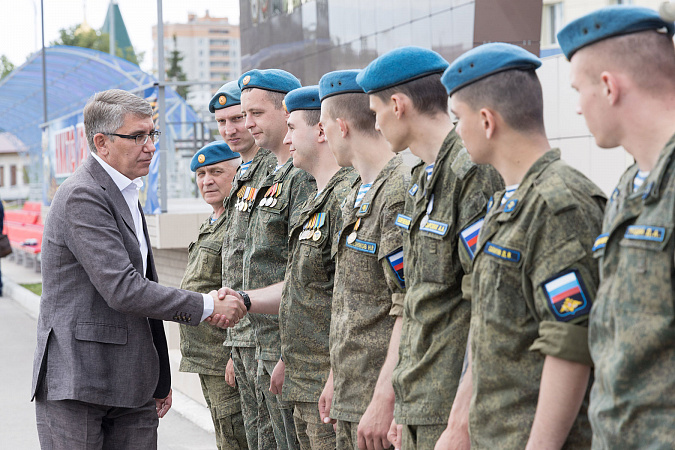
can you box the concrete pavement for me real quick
[0,258,218,449]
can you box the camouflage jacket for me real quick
[243,158,316,361]
[222,148,276,348]
[392,130,503,425]
[280,167,358,403]
[330,155,410,422]
[179,213,230,375]
[589,134,675,449]
[469,149,605,449]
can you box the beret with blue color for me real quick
[557,5,675,59]
[283,85,321,113]
[238,69,301,94]
[441,42,541,96]
[319,70,364,101]
[208,80,241,113]
[356,46,449,93]
[190,140,240,172]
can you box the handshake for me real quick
[206,287,247,329]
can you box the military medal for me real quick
[347,217,361,244]
[312,230,322,241]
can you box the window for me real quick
[543,2,563,46]
[210,29,230,34]
[10,165,17,186]
[210,39,230,46]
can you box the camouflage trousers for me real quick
[198,374,247,450]
[336,420,393,450]
[232,346,264,450]
[401,423,446,450]
[258,358,300,450]
[293,401,336,450]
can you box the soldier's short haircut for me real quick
[241,87,286,110]
[303,110,321,127]
[84,89,153,154]
[584,30,675,95]
[323,93,379,137]
[454,69,545,134]
[374,73,449,116]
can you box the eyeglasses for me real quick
[104,131,161,146]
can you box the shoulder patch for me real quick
[346,238,377,254]
[542,269,592,322]
[386,248,405,288]
[450,148,476,180]
[408,184,419,197]
[484,241,521,262]
[395,214,412,230]
[460,217,484,260]
[624,225,665,242]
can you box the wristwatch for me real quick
[236,290,251,311]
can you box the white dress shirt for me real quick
[91,153,213,320]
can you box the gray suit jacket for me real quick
[32,156,204,408]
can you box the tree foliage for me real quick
[1,55,15,80]
[166,35,188,98]
[50,25,143,66]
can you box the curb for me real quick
[3,276,214,434]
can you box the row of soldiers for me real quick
[179,5,675,450]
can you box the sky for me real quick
[0,0,240,72]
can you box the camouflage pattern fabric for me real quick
[400,423,447,450]
[589,135,675,449]
[232,346,262,450]
[280,167,357,404]
[469,149,605,448]
[293,402,336,450]
[330,155,409,422]
[199,374,248,450]
[393,130,503,430]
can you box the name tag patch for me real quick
[386,248,405,288]
[408,184,419,197]
[346,238,377,254]
[395,214,411,230]
[420,219,449,236]
[460,218,484,260]
[542,269,592,322]
[624,225,665,242]
[484,242,521,262]
[592,233,608,251]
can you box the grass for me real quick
[20,283,42,296]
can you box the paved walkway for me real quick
[0,258,217,449]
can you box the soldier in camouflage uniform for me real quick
[316,70,409,450]
[180,141,247,450]
[217,86,357,449]
[211,80,274,450]
[239,69,316,450]
[435,43,606,448]
[356,47,504,450]
[558,7,675,448]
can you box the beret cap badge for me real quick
[198,154,206,163]
[218,95,226,105]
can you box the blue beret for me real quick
[208,80,241,113]
[190,141,240,172]
[557,6,675,59]
[356,46,449,93]
[441,43,541,96]
[284,86,321,113]
[238,69,301,94]
[319,70,364,101]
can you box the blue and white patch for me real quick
[542,269,592,322]
[420,219,449,236]
[487,196,494,212]
[592,233,609,251]
[460,218,484,260]
[395,214,411,230]
[408,184,419,197]
[484,241,521,262]
[504,199,518,212]
[386,248,405,288]
[358,202,371,214]
[610,188,619,204]
[624,225,665,242]
[346,238,377,254]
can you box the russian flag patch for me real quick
[460,218,484,260]
[542,269,592,322]
[386,248,405,288]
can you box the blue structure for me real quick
[0,46,204,212]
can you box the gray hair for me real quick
[83,89,153,153]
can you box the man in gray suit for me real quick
[32,89,245,449]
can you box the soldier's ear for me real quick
[336,118,349,138]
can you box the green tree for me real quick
[166,35,188,98]
[50,25,143,66]
[1,55,15,80]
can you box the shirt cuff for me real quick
[529,321,592,366]
[389,293,405,316]
[200,293,214,322]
